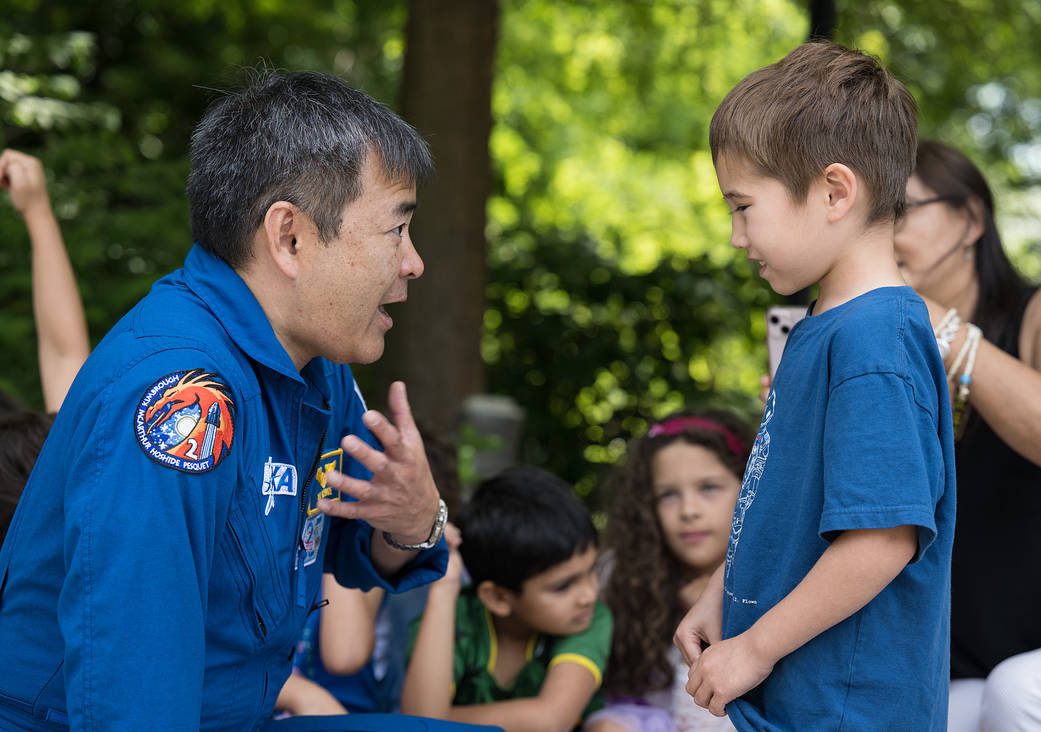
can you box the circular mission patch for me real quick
[134,369,236,473]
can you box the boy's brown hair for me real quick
[709,41,917,225]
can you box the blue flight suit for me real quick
[0,245,447,730]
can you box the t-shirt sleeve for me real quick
[548,600,613,688]
[819,372,942,560]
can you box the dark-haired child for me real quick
[0,410,54,546]
[401,466,612,731]
[587,411,751,732]
[675,41,956,731]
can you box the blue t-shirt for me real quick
[723,287,956,731]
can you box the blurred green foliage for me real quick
[486,1,806,504]
[3,0,1041,508]
[0,0,406,403]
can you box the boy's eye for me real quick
[553,580,573,592]
[731,204,750,214]
[655,490,680,503]
[700,483,721,493]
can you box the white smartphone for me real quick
[766,305,806,378]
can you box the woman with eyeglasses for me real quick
[894,139,1041,732]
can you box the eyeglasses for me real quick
[896,195,962,231]
[904,195,959,211]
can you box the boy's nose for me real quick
[730,227,747,250]
[578,574,598,606]
[729,218,748,250]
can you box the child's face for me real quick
[652,441,741,575]
[715,154,829,296]
[508,544,599,636]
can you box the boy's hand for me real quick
[758,374,772,405]
[685,632,774,717]
[673,565,724,667]
[0,149,52,218]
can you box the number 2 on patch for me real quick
[185,438,200,460]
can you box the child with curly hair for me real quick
[587,410,752,732]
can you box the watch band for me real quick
[382,498,447,551]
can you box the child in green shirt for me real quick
[401,466,612,731]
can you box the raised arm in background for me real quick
[0,149,89,412]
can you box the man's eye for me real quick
[393,224,405,236]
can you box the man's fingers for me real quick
[360,409,406,461]
[385,381,419,440]
[317,497,363,520]
[340,433,390,476]
[324,469,377,502]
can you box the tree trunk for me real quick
[785,0,836,308]
[374,0,498,435]
[808,0,837,41]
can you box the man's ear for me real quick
[821,163,858,223]
[261,201,303,279]
[476,580,516,619]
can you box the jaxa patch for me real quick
[308,448,344,517]
[134,369,235,473]
[300,514,325,567]
[262,457,298,516]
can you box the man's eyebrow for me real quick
[396,200,418,216]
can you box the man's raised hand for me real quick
[318,381,441,547]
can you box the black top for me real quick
[950,286,1041,678]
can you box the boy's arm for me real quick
[0,149,90,412]
[686,525,917,717]
[399,524,463,717]
[446,661,599,732]
[318,573,383,675]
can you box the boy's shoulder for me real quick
[542,600,613,679]
[797,286,934,381]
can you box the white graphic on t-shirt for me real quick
[725,389,775,591]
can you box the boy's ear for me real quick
[820,163,858,223]
[476,580,516,618]
[260,201,304,279]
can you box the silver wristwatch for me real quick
[382,498,447,551]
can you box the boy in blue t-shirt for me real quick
[675,42,956,730]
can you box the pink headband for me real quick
[647,416,745,456]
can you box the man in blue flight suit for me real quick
[0,71,459,730]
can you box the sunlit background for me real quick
[2,0,1039,511]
